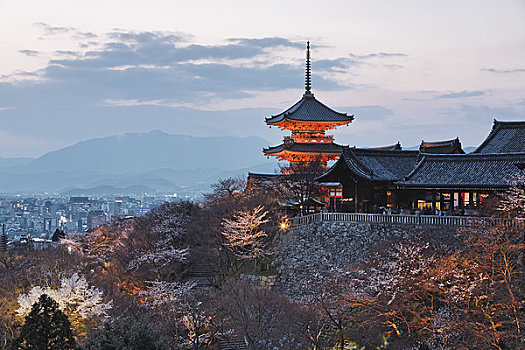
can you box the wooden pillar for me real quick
[440,192,444,213]
[354,178,358,213]
[432,191,436,211]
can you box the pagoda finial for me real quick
[305,41,311,93]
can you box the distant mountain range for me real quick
[0,132,475,196]
[0,131,278,195]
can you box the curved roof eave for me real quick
[265,93,353,124]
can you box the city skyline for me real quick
[1,0,524,157]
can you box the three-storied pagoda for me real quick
[263,42,353,166]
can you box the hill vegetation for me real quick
[0,174,522,349]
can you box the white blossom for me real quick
[128,246,189,270]
[139,280,196,307]
[17,273,112,320]
[222,205,269,260]
[351,240,435,304]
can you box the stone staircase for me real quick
[219,337,248,350]
[186,264,217,287]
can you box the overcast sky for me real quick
[0,0,524,158]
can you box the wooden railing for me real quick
[290,212,524,228]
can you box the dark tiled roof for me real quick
[398,153,525,189]
[473,120,525,154]
[246,172,282,187]
[367,142,402,151]
[419,138,464,154]
[264,142,344,154]
[265,92,353,124]
[318,147,420,182]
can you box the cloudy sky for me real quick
[0,0,524,158]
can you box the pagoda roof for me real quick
[419,138,464,154]
[397,153,525,190]
[318,147,420,182]
[265,92,354,125]
[473,120,525,154]
[264,141,345,155]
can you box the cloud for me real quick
[383,64,405,70]
[34,22,75,36]
[54,50,82,57]
[348,52,407,59]
[439,104,525,124]
[481,68,525,74]
[0,30,352,110]
[19,50,39,57]
[314,58,361,72]
[436,90,487,99]
[227,37,303,49]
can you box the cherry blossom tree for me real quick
[499,172,525,217]
[138,280,196,308]
[16,273,112,340]
[221,205,269,268]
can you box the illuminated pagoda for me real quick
[263,42,353,166]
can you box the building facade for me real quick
[317,120,525,214]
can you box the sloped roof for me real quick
[473,120,525,154]
[367,142,402,151]
[265,92,353,124]
[398,153,525,189]
[264,141,344,155]
[419,138,464,154]
[318,147,420,182]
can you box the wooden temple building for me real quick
[248,42,525,216]
[248,42,353,211]
[318,120,525,213]
[263,42,353,166]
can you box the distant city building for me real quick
[87,210,107,230]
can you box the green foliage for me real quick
[12,293,76,350]
[82,317,171,350]
[51,229,66,242]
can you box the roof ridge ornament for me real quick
[305,41,312,94]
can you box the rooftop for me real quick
[318,147,420,182]
[473,120,525,154]
[265,92,354,125]
[264,141,345,155]
[265,42,353,126]
[419,138,464,154]
[398,153,525,189]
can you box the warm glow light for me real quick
[279,219,290,230]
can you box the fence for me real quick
[290,212,524,228]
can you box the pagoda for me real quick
[263,42,354,166]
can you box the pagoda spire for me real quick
[305,41,311,93]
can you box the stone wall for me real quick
[273,221,458,300]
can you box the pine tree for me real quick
[12,294,76,350]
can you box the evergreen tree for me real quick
[12,293,76,350]
[51,228,66,242]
